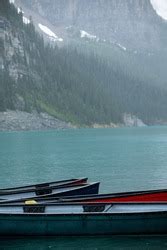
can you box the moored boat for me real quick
[6,188,167,205]
[0,177,88,193]
[0,182,100,202]
[0,202,167,235]
[59,188,167,203]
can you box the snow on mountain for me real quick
[23,16,30,24]
[117,43,127,51]
[80,30,97,40]
[17,7,24,14]
[9,0,15,3]
[38,23,63,42]
[16,7,30,25]
[150,0,167,20]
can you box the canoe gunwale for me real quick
[0,178,88,194]
[0,178,86,190]
[1,201,167,206]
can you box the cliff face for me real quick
[19,0,154,24]
[0,17,24,81]
[17,0,166,50]
[0,10,43,111]
[0,14,28,110]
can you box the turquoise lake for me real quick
[1,126,167,249]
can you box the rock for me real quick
[123,113,146,127]
[92,122,118,128]
[0,110,73,131]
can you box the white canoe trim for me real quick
[0,203,167,215]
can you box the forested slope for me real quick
[1,0,167,126]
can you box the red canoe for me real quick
[65,189,167,203]
[30,188,167,204]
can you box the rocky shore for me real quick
[92,123,118,128]
[0,110,149,132]
[0,110,73,131]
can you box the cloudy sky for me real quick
[150,0,167,20]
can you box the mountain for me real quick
[1,0,167,128]
[15,0,167,51]
[14,0,167,90]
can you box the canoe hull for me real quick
[53,182,100,198]
[91,191,167,203]
[0,212,167,236]
[0,183,100,202]
[55,190,167,204]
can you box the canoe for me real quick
[7,188,167,205]
[3,187,167,205]
[0,183,100,202]
[0,202,167,235]
[0,177,88,193]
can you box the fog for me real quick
[151,0,167,20]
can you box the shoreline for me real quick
[1,110,163,132]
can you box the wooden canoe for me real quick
[0,182,100,202]
[0,202,167,235]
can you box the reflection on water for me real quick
[1,236,167,249]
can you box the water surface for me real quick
[1,126,167,248]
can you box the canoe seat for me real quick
[83,205,105,213]
[25,200,37,205]
[23,205,45,213]
[35,187,52,196]
[35,184,49,189]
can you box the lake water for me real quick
[1,126,167,249]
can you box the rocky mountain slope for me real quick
[1,0,167,130]
[0,110,72,131]
[14,0,167,90]
[16,0,167,51]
